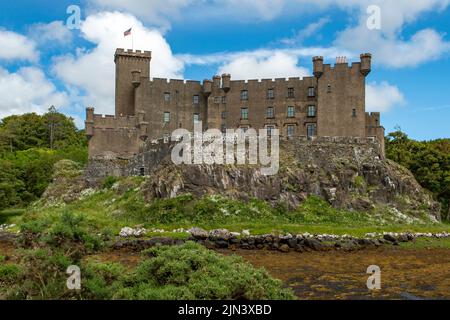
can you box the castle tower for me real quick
[114,49,151,117]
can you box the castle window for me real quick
[267,89,274,99]
[287,125,295,137]
[307,105,316,117]
[222,96,227,104]
[307,124,316,138]
[163,112,170,123]
[308,87,315,97]
[221,124,227,133]
[267,107,274,118]
[164,92,170,102]
[287,87,295,98]
[287,106,295,118]
[327,84,332,93]
[214,96,220,104]
[221,111,227,119]
[193,95,199,104]
[352,108,357,117]
[193,113,200,123]
[266,125,275,136]
[241,90,248,101]
[139,168,145,176]
[241,108,249,120]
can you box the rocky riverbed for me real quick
[222,248,450,299]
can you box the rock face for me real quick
[140,138,440,222]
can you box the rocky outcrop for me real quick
[141,138,440,222]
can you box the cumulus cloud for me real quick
[89,0,450,68]
[28,21,73,46]
[366,81,405,112]
[52,11,184,115]
[0,67,69,119]
[0,30,38,62]
[217,51,309,80]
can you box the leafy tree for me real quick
[386,130,450,220]
[0,109,87,210]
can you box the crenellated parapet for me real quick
[85,107,150,159]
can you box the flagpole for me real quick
[132,28,134,51]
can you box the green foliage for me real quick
[139,194,278,225]
[20,210,103,258]
[0,110,87,211]
[386,130,450,219]
[0,264,21,282]
[102,176,120,190]
[0,108,86,152]
[82,242,294,300]
[2,248,75,300]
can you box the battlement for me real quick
[115,48,151,61]
[150,78,202,86]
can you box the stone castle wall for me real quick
[85,49,385,175]
[85,135,383,179]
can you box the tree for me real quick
[386,130,450,220]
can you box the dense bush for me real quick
[1,217,294,300]
[386,130,450,219]
[0,110,87,210]
[83,242,294,300]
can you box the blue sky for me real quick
[0,0,449,140]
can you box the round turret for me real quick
[203,79,212,96]
[313,56,324,78]
[131,70,142,88]
[213,75,221,88]
[360,53,372,76]
[222,74,231,92]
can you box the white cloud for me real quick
[52,11,184,115]
[0,67,69,119]
[179,47,353,66]
[217,51,309,80]
[0,30,38,62]
[366,81,405,112]
[89,0,198,31]
[28,21,73,46]
[280,17,330,45]
[89,0,450,68]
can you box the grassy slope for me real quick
[2,176,449,239]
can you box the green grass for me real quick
[0,208,25,225]
[399,237,450,249]
[7,176,450,239]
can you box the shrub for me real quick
[102,176,119,190]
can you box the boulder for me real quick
[188,227,209,239]
[209,228,231,240]
[304,238,325,251]
[383,234,397,243]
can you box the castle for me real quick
[85,49,385,162]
